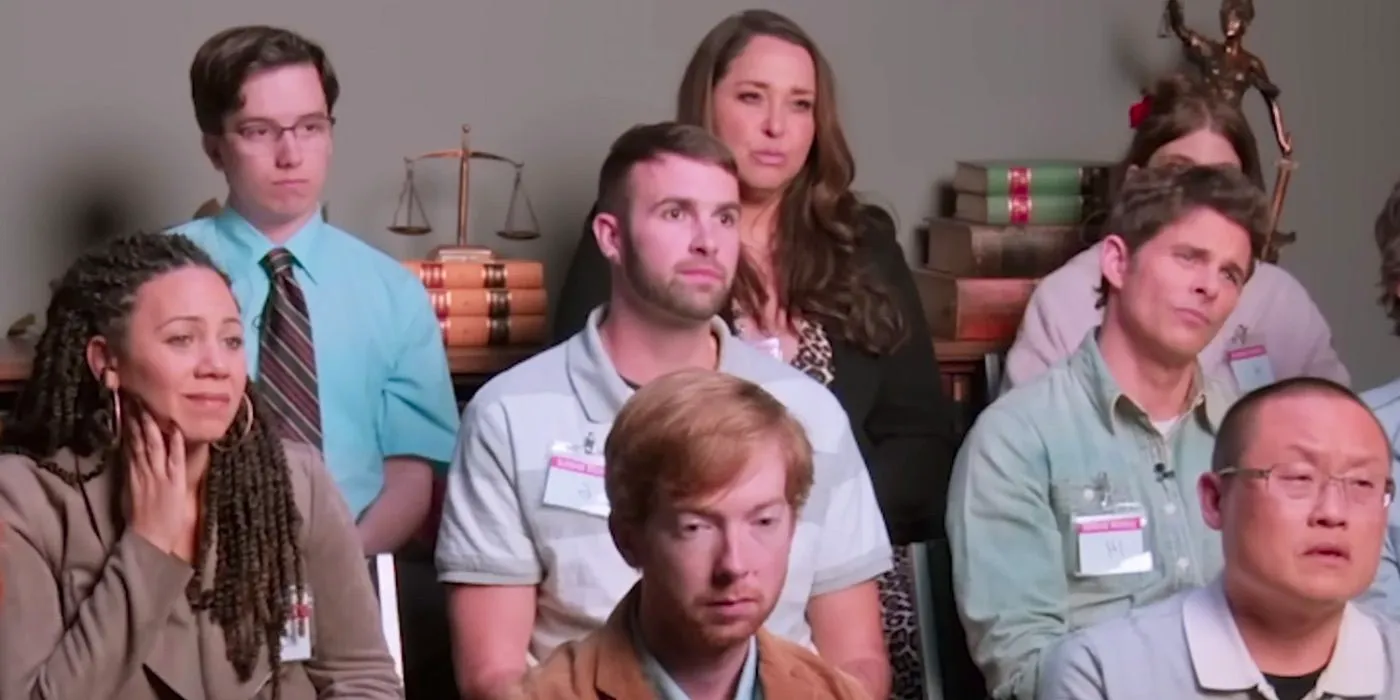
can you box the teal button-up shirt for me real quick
[946,332,1234,700]
[172,208,460,517]
[1360,377,1400,620]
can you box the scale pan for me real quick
[498,229,540,241]
[389,225,433,236]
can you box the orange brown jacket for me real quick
[516,585,871,700]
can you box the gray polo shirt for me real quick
[1038,577,1400,699]
[435,307,893,663]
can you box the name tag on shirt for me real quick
[752,335,782,361]
[1227,344,1275,393]
[279,588,313,662]
[1073,508,1153,577]
[541,442,610,518]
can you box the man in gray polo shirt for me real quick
[1039,378,1400,700]
[435,122,893,700]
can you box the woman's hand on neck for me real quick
[184,442,212,500]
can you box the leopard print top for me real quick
[791,318,835,385]
[788,318,925,700]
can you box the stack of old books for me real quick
[402,258,549,348]
[914,159,1112,346]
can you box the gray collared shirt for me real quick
[435,306,892,662]
[1038,577,1399,699]
[946,332,1236,699]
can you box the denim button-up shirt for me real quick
[946,332,1235,699]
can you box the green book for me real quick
[953,160,1112,197]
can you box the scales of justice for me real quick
[388,124,541,262]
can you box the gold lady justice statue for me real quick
[1162,0,1296,262]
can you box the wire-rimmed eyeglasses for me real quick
[1218,462,1395,508]
[231,115,336,147]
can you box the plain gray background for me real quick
[2,0,1396,386]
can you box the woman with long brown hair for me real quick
[1003,74,1347,393]
[553,10,954,699]
[0,232,400,699]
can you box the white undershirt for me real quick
[1151,414,1184,437]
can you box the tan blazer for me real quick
[0,441,403,699]
[517,585,870,700]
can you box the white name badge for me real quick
[1228,344,1275,393]
[279,589,313,662]
[541,442,610,518]
[1073,509,1153,577]
[752,336,782,361]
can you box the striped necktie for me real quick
[256,248,322,449]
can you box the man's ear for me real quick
[609,514,641,569]
[593,211,624,266]
[202,134,225,171]
[84,336,119,389]
[1198,472,1227,532]
[1100,233,1132,294]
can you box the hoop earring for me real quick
[213,394,255,452]
[108,387,122,439]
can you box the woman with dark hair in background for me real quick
[553,9,955,699]
[1002,74,1347,394]
[0,232,400,699]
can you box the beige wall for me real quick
[2,0,1397,386]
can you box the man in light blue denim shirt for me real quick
[1360,177,1400,620]
[947,164,1270,699]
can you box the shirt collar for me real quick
[1183,577,1387,696]
[211,205,329,284]
[567,305,736,424]
[630,597,760,700]
[1069,329,1230,436]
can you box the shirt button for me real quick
[1177,557,1191,571]
[1163,502,1177,515]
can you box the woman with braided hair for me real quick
[0,232,401,699]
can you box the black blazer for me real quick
[553,204,957,544]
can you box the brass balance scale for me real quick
[388,124,541,262]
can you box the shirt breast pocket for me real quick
[1049,478,1156,629]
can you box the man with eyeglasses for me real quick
[1039,377,1400,700]
[170,26,458,558]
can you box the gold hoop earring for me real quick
[108,387,122,439]
[213,394,255,452]
[236,393,254,441]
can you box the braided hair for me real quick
[0,232,304,695]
